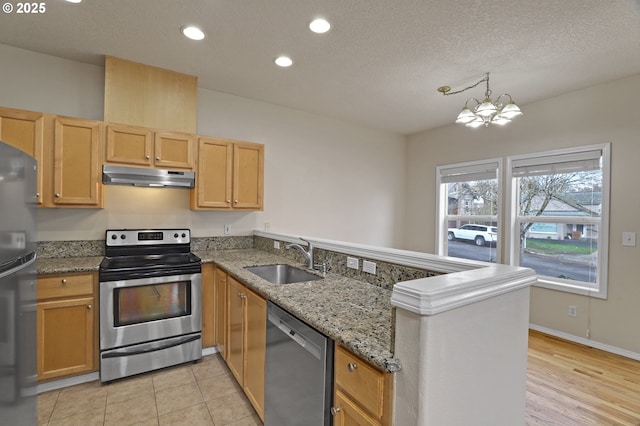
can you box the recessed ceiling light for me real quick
[181,26,205,41]
[65,0,82,3]
[309,18,331,34]
[275,56,293,67]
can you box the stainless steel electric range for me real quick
[98,229,202,382]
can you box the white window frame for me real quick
[505,143,610,298]
[436,158,502,263]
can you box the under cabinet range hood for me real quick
[102,165,195,188]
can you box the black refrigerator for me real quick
[0,141,37,425]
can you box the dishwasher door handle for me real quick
[268,311,322,360]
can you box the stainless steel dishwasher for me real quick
[265,301,334,426]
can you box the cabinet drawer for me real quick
[335,346,385,418]
[38,274,94,300]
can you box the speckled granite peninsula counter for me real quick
[196,248,400,373]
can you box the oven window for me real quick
[114,281,191,326]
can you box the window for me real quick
[505,144,610,298]
[436,159,501,263]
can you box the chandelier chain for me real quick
[440,73,490,97]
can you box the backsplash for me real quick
[37,240,105,258]
[253,236,440,290]
[37,235,253,258]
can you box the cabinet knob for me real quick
[234,200,238,204]
[226,200,231,204]
[87,304,92,310]
[61,279,67,284]
[145,155,150,159]
[348,362,358,372]
[54,193,61,198]
[36,192,40,198]
[330,407,341,416]
[156,156,161,161]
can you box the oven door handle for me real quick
[101,334,201,359]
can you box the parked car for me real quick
[448,224,497,246]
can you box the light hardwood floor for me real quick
[526,330,640,425]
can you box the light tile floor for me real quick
[37,354,263,426]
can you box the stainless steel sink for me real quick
[244,264,323,284]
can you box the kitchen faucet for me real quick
[285,238,314,270]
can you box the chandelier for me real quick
[437,72,523,128]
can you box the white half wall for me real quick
[0,44,407,248]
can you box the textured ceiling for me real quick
[1,0,639,134]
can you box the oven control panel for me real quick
[105,229,191,246]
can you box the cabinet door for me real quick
[154,131,194,170]
[232,142,264,210]
[37,297,94,381]
[105,123,153,166]
[201,263,215,348]
[244,288,266,421]
[214,267,228,359]
[0,107,45,204]
[226,277,245,384]
[52,116,102,207]
[191,137,233,209]
[333,390,380,426]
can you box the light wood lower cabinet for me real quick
[201,263,215,348]
[333,345,394,426]
[225,274,266,421]
[214,266,228,360]
[36,273,97,382]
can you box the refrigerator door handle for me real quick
[0,252,36,279]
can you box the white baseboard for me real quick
[529,324,640,361]
[38,346,221,394]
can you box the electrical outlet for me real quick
[273,241,280,249]
[622,231,636,247]
[224,224,231,235]
[347,257,359,270]
[568,305,577,317]
[264,221,271,231]
[363,260,377,274]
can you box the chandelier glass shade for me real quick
[438,73,522,128]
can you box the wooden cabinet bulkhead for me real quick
[0,106,46,205]
[105,123,194,170]
[332,345,394,426]
[191,137,264,210]
[36,273,97,382]
[225,274,266,420]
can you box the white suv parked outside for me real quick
[447,224,497,246]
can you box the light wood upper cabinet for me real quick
[191,137,264,210]
[37,273,97,382]
[105,123,194,170]
[105,123,153,166]
[154,131,194,170]
[51,116,103,207]
[0,107,46,205]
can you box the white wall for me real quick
[0,44,407,247]
[405,73,640,355]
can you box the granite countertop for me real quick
[196,249,400,373]
[37,248,400,373]
[37,256,103,274]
